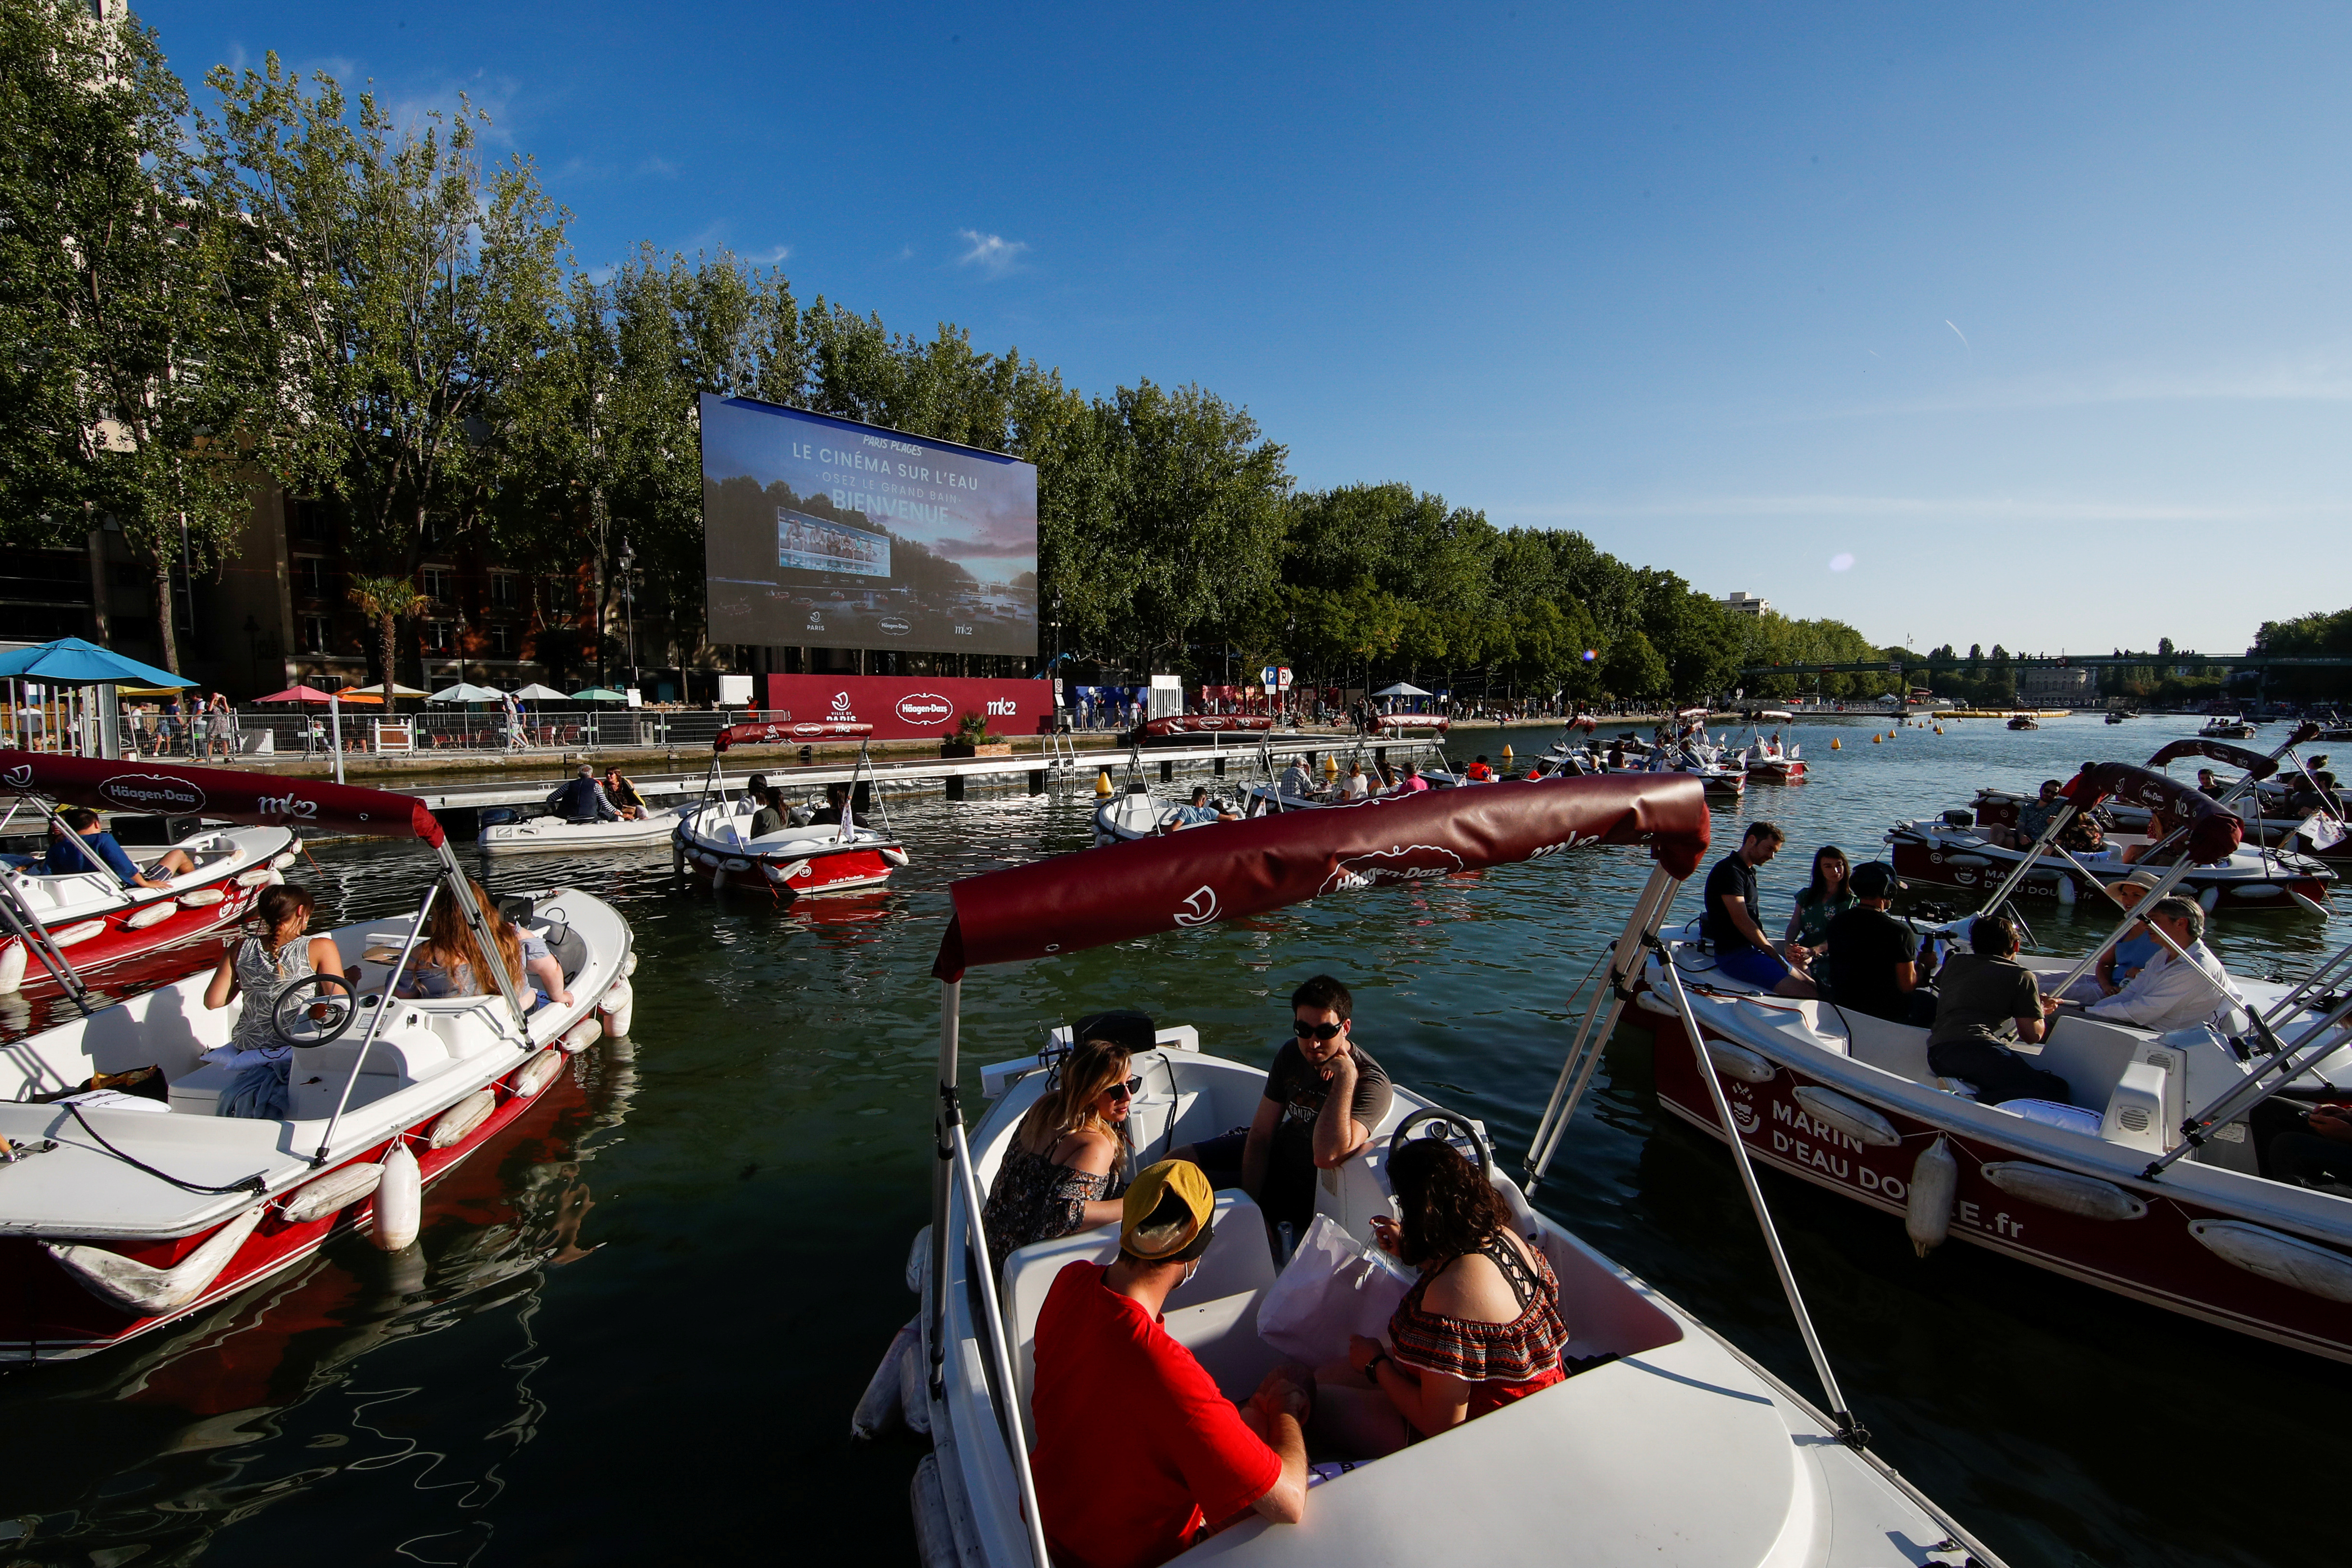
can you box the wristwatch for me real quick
[1364,1350,1390,1384]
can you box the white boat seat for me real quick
[529,921,590,983]
[1004,1190,1279,1414]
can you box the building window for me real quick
[295,556,330,601]
[420,566,452,601]
[422,620,456,653]
[291,499,335,544]
[300,614,331,653]
[488,622,516,656]
[110,562,145,590]
[490,571,518,609]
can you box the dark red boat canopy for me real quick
[2064,762,2242,862]
[1143,715,1274,737]
[713,721,874,752]
[932,773,1709,978]
[2144,739,2278,780]
[0,751,444,846]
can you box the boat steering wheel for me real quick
[1386,1107,1493,1180]
[269,972,361,1049]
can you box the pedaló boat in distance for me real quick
[0,754,637,1364]
[671,722,906,895]
[872,775,2007,1568]
[0,760,298,996]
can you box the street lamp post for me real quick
[618,540,638,692]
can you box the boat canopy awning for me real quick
[2064,761,2241,862]
[2145,738,2280,779]
[0,750,445,846]
[1755,710,1793,721]
[932,773,1709,979]
[713,721,874,751]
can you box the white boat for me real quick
[477,802,691,856]
[671,723,908,896]
[0,755,637,1363]
[867,777,2006,1568]
[2200,716,2257,740]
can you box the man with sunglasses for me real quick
[1176,974,1392,1239]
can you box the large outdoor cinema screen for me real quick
[700,394,1040,658]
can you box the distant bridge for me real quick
[1736,654,2352,676]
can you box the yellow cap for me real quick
[1122,1159,1216,1261]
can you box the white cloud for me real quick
[636,155,679,180]
[955,228,1030,278]
[750,245,791,265]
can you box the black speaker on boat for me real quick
[107,813,202,846]
[1942,809,1974,827]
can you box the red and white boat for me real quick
[0,762,297,997]
[1368,711,1449,734]
[1129,713,1278,746]
[870,776,2007,1568]
[0,755,637,1364]
[671,722,906,896]
[1891,759,2334,913]
[1737,711,1808,784]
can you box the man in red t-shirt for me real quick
[1030,1160,1308,1568]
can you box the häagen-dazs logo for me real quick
[97,772,207,814]
[1319,843,1466,895]
[895,693,952,726]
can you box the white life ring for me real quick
[1981,1162,2148,1221]
[124,903,176,930]
[178,888,225,908]
[281,1161,384,1225]
[428,1088,497,1150]
[372,1143,421,1251]
[50,920,106,947]
[1792,1085,1901,1147]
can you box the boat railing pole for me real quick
[1656,942,1866,1448]
[0,880,95,1017]
[1526,866,1681,1190]
[2041,852,2202,1001]
[2147,985,2352,1178]
[313,886,435,1166]
[1971,802,2080,925]
[951,1119,1054,1568]
[928,977,960,1398]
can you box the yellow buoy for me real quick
[1935,725,1943,735]
[1323,753,1339,779]
[1831,737,1841,749]
[1503,743,1514,763]
[1872,734,1882,744]
[1095,768,1113,798]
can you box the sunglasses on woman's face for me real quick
[1104,1077,1143,1102]
[1293,1019,1343,1041]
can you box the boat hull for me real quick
[1631,1000,2352,1363]
[1886,832,2330,909]
[0,827,295,996]
[673,820,900,896]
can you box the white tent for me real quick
[1372,681,1432,698]
[431,682,506,703]
[508,683,568,701]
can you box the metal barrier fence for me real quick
[108,706,757,760]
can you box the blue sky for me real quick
[152,1,2352,654]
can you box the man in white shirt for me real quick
[2084,898,2248,1033]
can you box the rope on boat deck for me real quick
[60,1102,265,1196]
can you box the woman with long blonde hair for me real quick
[981,1035,1137,1272]
[397,877,525,1000]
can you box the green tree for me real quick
[346,575,420,697]
[1115,380,1289,666]
[205,56,567,685]
[0,0,253,671]
[1600,631,1669,704]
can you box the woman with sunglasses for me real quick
[981,1036,1138,1273]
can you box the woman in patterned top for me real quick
[1312,1136,1569,1456]
[200,885,352,1119]
[980,1035,1136,1274]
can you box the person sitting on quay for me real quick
[548,764,619,825]
[599,765,648,820]
[1173,975,1392,1243]
[981,1028,1139,1272]
[1925,915,2070,1104]
[2074,897,2249,1034]
[1163,786,1238,832]
[1310,1135,1568,1457]
[1702,821,1816,998]
[1028,1160,1309,1568]
[1819,862,1932,1025]
[36,808,195,888]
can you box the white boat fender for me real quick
[0,940,24,995]
[880,846,909,868]
[560,1019,603,1056]
[1703,1040,1776,1084]
[2198,885,2220,914]
[513,1047,566,1098]
[50,919,106,947]
[263,868,285,886]
[271,850,299,870]
[2055,876,2077,907]
[711,867,727,893]
[623,950,639,978]
[1981,1161,2148,1221]
[281,1161,384,1225]
[910,1455,954,1568]
[898,1334,935,1437]
[45,1201,269,1317]
[1792,1085,1901,1147]
[234,868,274,888]
[372,1142,422,1251]
[124,903,176,930]
[178,888,225,908]
[852,1317,921,1439]
[722,857,752,873]
[906,1225,931,1293]
[2188,1219,2352,1304]
[1907,1136,1959,1257]
[429,1088,497,1150]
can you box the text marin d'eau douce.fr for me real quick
[793,436,984,527]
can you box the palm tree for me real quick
[347,576,422,699]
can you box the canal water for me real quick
[0,713,2340,1567]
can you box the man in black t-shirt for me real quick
[1703,821,1817,997]
[1176,974,1392,1237]
[1821,862,1926,1024]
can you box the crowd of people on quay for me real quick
[979,977,1570,1566]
